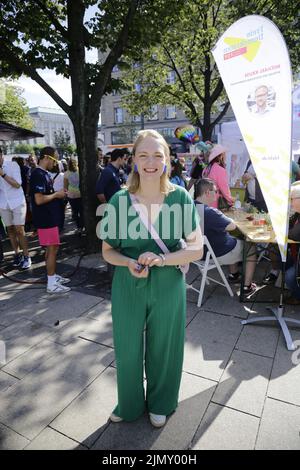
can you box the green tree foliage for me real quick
[122,0,300,140]
[13,143,34,154]
[0,80,33,129]
[54,127,70,157]
[0,0,183,248]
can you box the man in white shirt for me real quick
[0,148,31,269]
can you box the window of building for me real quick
[165,105,176,119]
[132,114,141,122]
[111,131,129,145]
[131,128,139,141]
[114,107,124,124]
[160,128,175,137]
[134,83,141,93]
[166,71,176,84]
[148,105,158,120]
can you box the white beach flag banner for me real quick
[212,15,292,262]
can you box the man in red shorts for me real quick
[30,147,71,294]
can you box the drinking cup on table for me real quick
[259,214,266,225]
[253,214,260,226]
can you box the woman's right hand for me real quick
[127,259,149,278]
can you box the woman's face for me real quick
[134,136,167,180]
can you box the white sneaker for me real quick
[47,281,71,294]
[149,413,166,428]
[55,274,71,284]
[20,256,32,270]
[110,413,123,423]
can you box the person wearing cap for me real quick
[96,148,128,203]
[0,147,32,269]
[29,146,71,294]
[202,144,234,209]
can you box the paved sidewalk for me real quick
[0,247,300,450]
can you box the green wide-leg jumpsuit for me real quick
[100,187,198,422]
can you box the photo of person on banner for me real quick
[247,84,276,116]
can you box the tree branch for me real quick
[0,43,71,116]
[153,84,200,125]
[188,64,204,103]
[212,0,223,26]
[91,0,139,108]
[210,101,230,128]
[210,77,224,105]
[150,58,174,71]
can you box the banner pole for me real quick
[279,260,286,308]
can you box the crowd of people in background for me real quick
[0,139,300,302]
[0,146,80,293]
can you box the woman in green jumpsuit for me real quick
[100,130,203,427]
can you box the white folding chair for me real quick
[187,236,234,307]
[256,243,270,264]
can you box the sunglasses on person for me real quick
[44,154,59,163]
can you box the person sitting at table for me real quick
[263,182,300,295]
[194,178,257,295]
[283,182,300,305]
[242,160,267,212]
[202,144,234,209]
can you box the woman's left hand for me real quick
[137,252,163,268]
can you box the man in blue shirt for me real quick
[96,148,127,203]
[30,147,71,294]
[194,178,257,295]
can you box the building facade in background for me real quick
[26,107,76,147]
[100,65,191,153]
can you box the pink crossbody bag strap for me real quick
[130,194,189,274]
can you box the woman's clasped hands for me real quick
[127,252,163,278]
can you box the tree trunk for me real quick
[202,112,213,141]
[72,115,99,253]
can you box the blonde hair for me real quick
[127,129,174,195]
[291,181,300,198]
